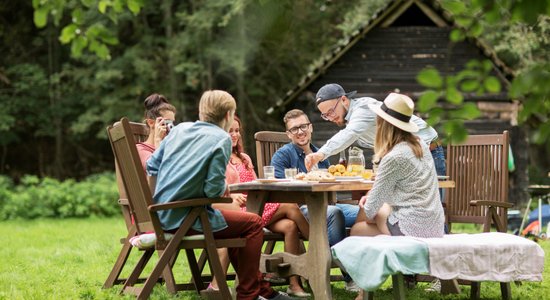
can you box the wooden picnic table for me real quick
[230,179,454,299]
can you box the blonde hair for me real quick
[199,90,236,124]
[373,116,423,163]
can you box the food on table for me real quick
[295,171,335,181]
[327,164,360,176]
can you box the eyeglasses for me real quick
[287,123,311,135]
[320,97,342,121]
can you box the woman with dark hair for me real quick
[136,93,176,170]
[210,116,311,298]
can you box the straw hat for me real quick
[368,93,419,133]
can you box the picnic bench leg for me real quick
[470,281,480,300]
[500,282,511,300]
[363,290,374,300]
[305,192,332,299]
[441,279,461,294]
[391,273,406,300]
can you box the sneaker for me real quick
[425,278,441,292]
[257,291,298,300]
[345,280,361,292]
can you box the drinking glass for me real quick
[284,168,298,179]
[263,166,275,179]
[362,169,374,180]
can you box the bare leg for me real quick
[350,203,392,236]
[209,247,230,290]
[268,203,309,239]
[268,219,307,295]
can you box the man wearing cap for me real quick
[270,108,361,292]
[304,84,446,189]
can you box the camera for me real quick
[164,120,174,133]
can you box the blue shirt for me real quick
[271,143,330,178]
[146,121,230,232]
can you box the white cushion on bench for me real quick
[332,232,544,291]
[424,232,544,282]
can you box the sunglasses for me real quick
[320,97,342,121]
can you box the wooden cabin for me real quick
[273,0,528,205]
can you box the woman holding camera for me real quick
[136,93,176,170]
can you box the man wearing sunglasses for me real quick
[270,109,361,292]
[304,83,446,185]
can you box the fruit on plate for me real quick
[328,164,359,176]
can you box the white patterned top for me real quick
[364,142,445,238]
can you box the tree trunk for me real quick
[48,22,64,178]
[163,0,184,119]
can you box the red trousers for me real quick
[191,209,273,300]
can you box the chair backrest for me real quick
[254,131,290,178]
[107,118,164,237]
[445,131,509,230]
[114,121,149,230]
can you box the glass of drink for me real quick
[284,168,298,179]
[263,166,275,179]
[362,169,374,180]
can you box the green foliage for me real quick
[416,60,490,144]
[437,0,550,146]
[0,172,119,220]
[32,0,143,60]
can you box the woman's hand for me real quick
[230,193,247,207]
[153,117,167,147]
[358,195,367,209]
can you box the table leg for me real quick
[246,191,267,215]
[304,192,332,299]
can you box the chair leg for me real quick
[104,236,134,288]
[187,249,206,292]
[200,210,233,300]
[162,252,178,294]
[136,209,199,300]
[122,249,154,292]
[264,240,276,254]
[470,281,480,300]
[391,273,406,300]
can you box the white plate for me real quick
[437,175,450,180]
[335,176,363,181]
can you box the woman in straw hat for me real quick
[350,93,445,239]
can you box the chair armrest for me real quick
[469,200,513,209]
[148,197,232,212]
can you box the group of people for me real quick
[134,83,446,300]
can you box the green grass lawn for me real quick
[0,218,548,299]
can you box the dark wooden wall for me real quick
[289,25,529,206]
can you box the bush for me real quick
[0,172,120,220]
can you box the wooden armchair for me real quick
[444,130,514,298]
[254,131,291,178]
[103,121,149,289]
[107,118,246,299]
[445,130,513,233]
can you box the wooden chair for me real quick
[107,117,246,299]
[103,121,149,288]
[445,130,513,233]
[415,131,514,299]
[255,131,291,178]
